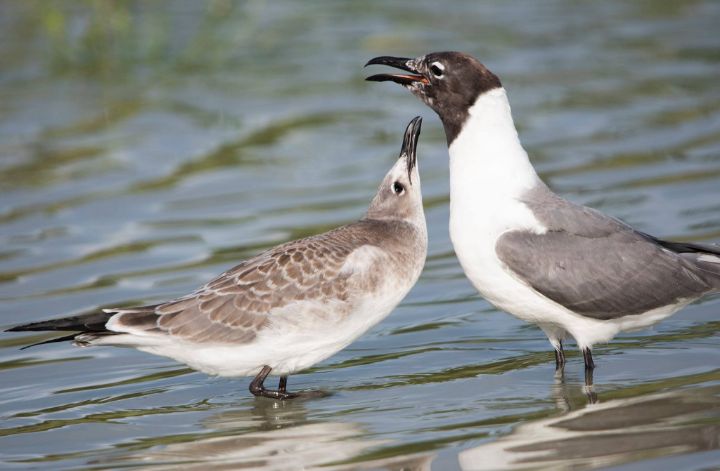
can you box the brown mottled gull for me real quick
[7,117,427,400]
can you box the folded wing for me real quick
[108,221,397,344]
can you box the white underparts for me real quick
[446,88,682,349]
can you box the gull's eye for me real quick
[392,181,405,195]
[430,62,444,77]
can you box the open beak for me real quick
[400,116,422,183]
[365,56,429,86]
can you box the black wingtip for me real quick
[6,321,61,333]
[5,311,115,333]
[19,333,79,350]
[6,324,33,332]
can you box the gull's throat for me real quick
[448,88,541,203]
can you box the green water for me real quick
[1,1,720,469]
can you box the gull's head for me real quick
[366,52,502,143]
[366,116,424,225]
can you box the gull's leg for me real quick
[249,366,298,400]
[249,368,328,400]
[582,348,595,371]
[554,340,566,370]
[541,324,566,370]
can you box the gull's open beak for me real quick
[400,116,422,183]
[365,56,429,86]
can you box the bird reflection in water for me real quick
[459,383,720,470]
[553,364,598,407]
[102,399,433,470]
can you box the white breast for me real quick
[446,89,624,348]
[448,89,545,311]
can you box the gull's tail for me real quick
[5,311,116,349]
[655,238,720,288]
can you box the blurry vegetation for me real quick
[13,0,246,77]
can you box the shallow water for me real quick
[1,1,720,469]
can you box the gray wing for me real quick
[108,220,400,344]
[497,185,720,319]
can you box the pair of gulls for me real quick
[9,52,720,399]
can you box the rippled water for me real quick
[1,1,720,469]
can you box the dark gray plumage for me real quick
[496,183,720,320]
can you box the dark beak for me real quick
[400,116,422,183]
[365,56,428,85]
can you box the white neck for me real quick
[443,88,549,314]
[447,88,544,247]
[448,88,539,199]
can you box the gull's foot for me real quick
[252,387,331,401]
[252,388,300,400]
[248,367,331,400]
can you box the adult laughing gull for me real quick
[367,52,720,374]
[7,117,428,400]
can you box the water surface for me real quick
[1,1,720,469]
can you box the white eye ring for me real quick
[430,62,445,77]
[392,181,405,195]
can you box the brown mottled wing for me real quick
[110,221,390,344]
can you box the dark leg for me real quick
[278,376,288,393]
[249,366,298,400]
[554,340,566,370]
[582,348,595,371]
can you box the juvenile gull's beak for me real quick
[365,56,429,85]
[400,116,422,183]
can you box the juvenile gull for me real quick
[7,117,427,399]
[367,52,720,374]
